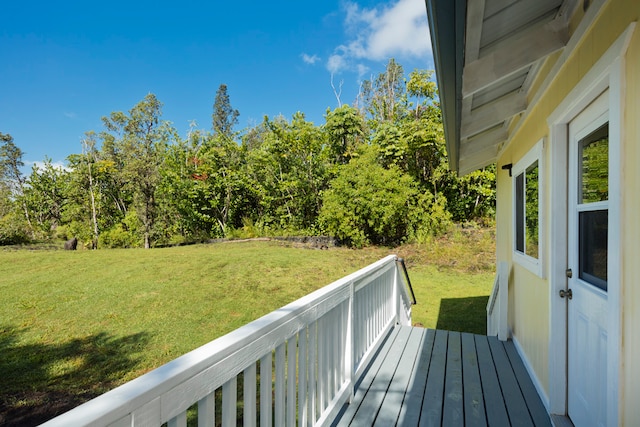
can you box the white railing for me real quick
[487,261,509,341]
[41,255,413,427]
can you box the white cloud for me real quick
[301,53,321,65]
[28,160,70,172]
[327,0,431,73]
[356,63,370,80]
[64,112,77,119]
[327,54,347,74]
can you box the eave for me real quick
[426,0,579,175]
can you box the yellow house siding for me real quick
[495,0,640,415]
[496,138,551,396]
[622,23,640,427]
[511,265,549,392]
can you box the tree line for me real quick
[0,60,495,249]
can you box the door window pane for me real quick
[579,210,608,291]
[579,124,608,204]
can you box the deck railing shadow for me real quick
[436,296,490,335]
[0,326,150,427]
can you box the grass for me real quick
[0,227,495,426]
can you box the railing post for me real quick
[498,261,509,341]
[393,259,400,325]
[346,280,355,403]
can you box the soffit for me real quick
[426,0,579,175]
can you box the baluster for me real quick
[275,342,286,426]
[319,315,327,411]
[260,352,273,427]
[298,326,308,427]
[328,310,336,399]
[308,320,317,425]
[198,393,215,427]
[222,377,237,427]
[287,334,297,426]
[167,411,186,427]
[244,363,257,427]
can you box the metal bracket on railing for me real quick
[396,258,417,305]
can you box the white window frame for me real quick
[512,139,545,278]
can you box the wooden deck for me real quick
[332,326,551,427]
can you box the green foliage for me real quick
[247,112,329,231]
[324,104,366,164]
[98,210,142,248]
[406,69,437,101]
[360,58,405,124]
[101,93,173,248]
[1,63,497,249]
[159,126,258,240]
[212,83,240,138]
[407,192,452,243]
[320,147,426,247]
[23,159,69,236]
[440,166,497,221]
[0,210,30,245]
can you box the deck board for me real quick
[420,329,448,426]
[475,334,510,426]
[373,327,424,426]
[334,327,402,426]
[461,332,486,427]
[349,326,412,427]
[442,331,463,426]
[503,342,552,427]
[333,326,551,426]
[487,336,534,427]
[396,329,434,426]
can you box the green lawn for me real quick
[0,231,494,425]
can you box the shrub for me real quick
[319,148,422,247]
[98,210,142,248]
[408,192,452,244]
[0,212,30,245]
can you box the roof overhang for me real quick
[426,0,578,175]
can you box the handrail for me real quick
[487,261,509,341]
[396,257,417,305]
[41,255,412,427]
[487,272,500,316]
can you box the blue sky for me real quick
[1,0,433,168]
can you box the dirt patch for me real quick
[0,390,100,427]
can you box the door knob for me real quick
[559,289,573,299]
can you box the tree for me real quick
[247,113,329,231]
[212,84,240,138]
[319,146,424,247]
[23,158,69,236]
[83,134,100,248]
[101,94,174,248]
[324,105,366,165]
[0,133,30,244]
[160,128,255,239]
[0,133,32,231]
[359,58,405,124]
[64,132,105,248]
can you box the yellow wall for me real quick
[621,21,640,427]
[496,1,640,421]
[497,133,551,396]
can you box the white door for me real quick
[566,90,609,427]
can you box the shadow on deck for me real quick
[333,326,551,427]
